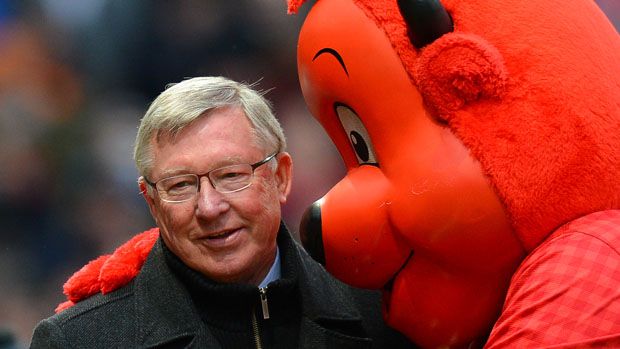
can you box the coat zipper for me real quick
[259,287,270,319]
[252,286,270,349]
[251,309,263,349]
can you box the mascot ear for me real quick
[414,33,508,121]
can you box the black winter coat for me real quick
[30,223,412,348]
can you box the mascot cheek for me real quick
[320,166,411,289]
[379,129,524,348]
[385,260,511,349]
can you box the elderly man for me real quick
[30,77,410,348]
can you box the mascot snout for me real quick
[300,201,325,265]
[301,166,411,289]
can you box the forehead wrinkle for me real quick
[157,154,250,180]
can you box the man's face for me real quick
[142,106,292,285]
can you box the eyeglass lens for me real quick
[157,164,255,201]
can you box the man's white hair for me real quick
[134,76,286,178]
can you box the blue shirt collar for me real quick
[258,246,280,288]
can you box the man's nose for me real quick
[300,201,325,265]
[195,177,229,219]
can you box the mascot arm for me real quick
[55,228,159,313]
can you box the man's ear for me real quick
[138,179,150,200]
[274,152,293,204]
[139,178,159,222]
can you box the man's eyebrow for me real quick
[159,168,189,178]
[313,48,349,77]
[158,155,246,178]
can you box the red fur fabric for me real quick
[56,228,159,313]
[287,0,306,14]
[413,32,508,119]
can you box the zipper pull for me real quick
[259,287,270,320]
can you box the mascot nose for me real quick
[300,201,326,265]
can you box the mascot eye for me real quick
[335,104,378,165]
[350,131,369,162]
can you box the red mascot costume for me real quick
[56,0,619,348]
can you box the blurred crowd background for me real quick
[0,0,617,347]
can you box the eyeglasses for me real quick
[144,153,278,203]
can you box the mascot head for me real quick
[289,0,620,347]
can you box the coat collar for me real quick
[132,222,367,348]
[134,238,217,348]
[277,221,362,323]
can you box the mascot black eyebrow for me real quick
[55,0,620,347]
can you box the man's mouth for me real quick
[207,229,238,240]
[196,228,243,249]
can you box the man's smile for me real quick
[196,227,244,249]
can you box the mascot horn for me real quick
[54,0,620,348]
